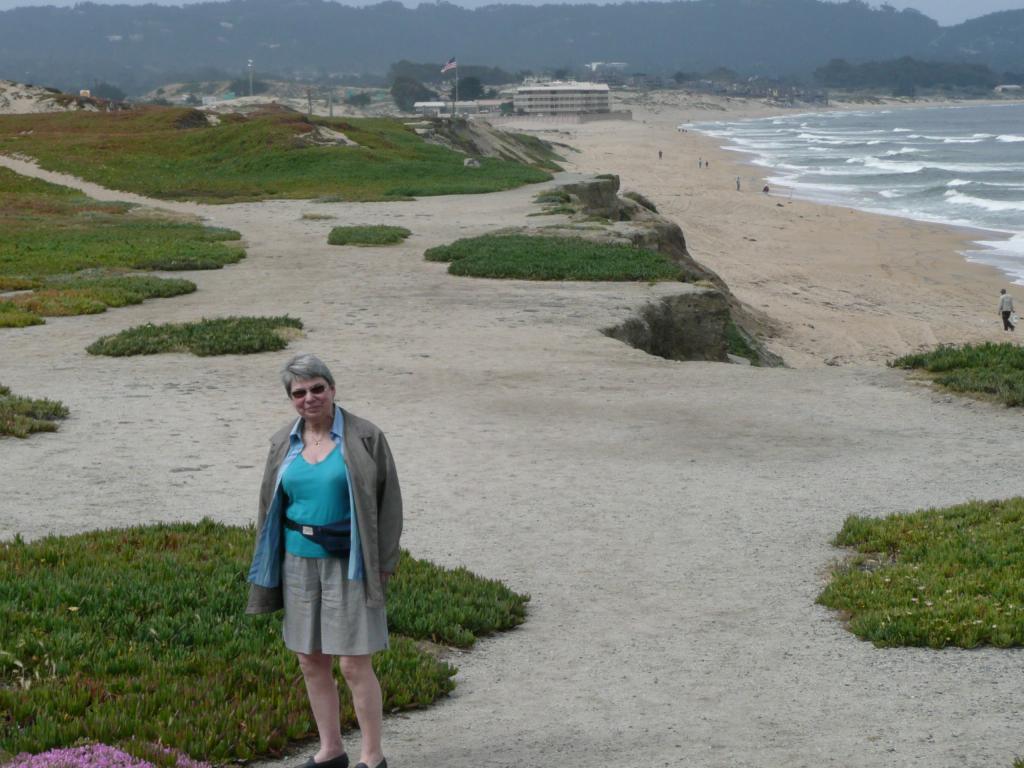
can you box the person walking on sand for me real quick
[736,176,741,192]
[999,288,1016,332]
[247,353,402,768]
[658,149,662,160]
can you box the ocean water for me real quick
[688,103,1024,282]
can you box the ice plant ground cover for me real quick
[4,743,210,768]
[890,342,1024,407]
[0,385,68,438]
[327,226,411,246]
[424,234,684,281]
[818,497,1024,648]
[0,520,528,762]
[0,108,552,203]
[0,168,241,328]
[85,316,304,357]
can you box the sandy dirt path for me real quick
[2,156,1023,768]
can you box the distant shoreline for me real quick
[541,93,1024,366]
[681,98,1024,282]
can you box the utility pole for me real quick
[247,59,254,97]
[306,87,313,116]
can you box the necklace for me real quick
[306,428,330,448]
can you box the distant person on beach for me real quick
[999,288,1016,332]
[698,158,702,168]
[658,149,662,159]
[763,184,770,194]
[247,353,402,768]
[736,176,741,191]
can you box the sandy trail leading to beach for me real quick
[1,159,1023,768]
[540,104,1018,367]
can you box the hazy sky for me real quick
[0,0,1019,26]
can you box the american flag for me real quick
[440,57,457,73]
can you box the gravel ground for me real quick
[2,156,1023,768]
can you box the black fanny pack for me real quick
[284,517,351,557]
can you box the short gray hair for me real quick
[280,353,335,394]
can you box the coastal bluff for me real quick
[534,173,780,366]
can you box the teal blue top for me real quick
[282,447,352,558]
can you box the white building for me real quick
[513,82,610,115]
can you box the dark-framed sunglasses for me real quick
[290,383,328,399]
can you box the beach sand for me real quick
[508,92,1020,367]
[3,99,1024,768]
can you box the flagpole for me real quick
[454,62,459,118]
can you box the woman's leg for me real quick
[296,652,346,762]
[339,655,384,766]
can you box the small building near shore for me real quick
[413,99,506,117]
[995,84,1023,94]
[513,81,610,115]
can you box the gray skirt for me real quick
[282,552,389,656]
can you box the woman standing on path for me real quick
[247,353,403,768]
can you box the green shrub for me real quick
[0,303,44,328]
[0,384,69,438]
[0,277,41,291]
[327,225,412,246]
[87,316,304,357]
[11,290,107,317]
[424,234,683,281]
[0,520,527,761]
[890,342,1024,406]
[819,497,1024,648]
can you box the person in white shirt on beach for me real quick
[999,288,1016,332]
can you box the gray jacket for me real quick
[245,407,403,614]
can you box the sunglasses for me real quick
[290,383,328,399]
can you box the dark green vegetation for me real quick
[819,498,1024,649]
[815,57,1007,94]
[389,77,438,112]
[0,168,239,326]
[86,316,303,357]
[890,343,1024,407]
[0,385,69,438]
[388,60,516,87]
[6,0,1024,94]
[328,225,411,246]
[0,520,529,761]
[424,234,683,282]
[0,108,551,203]
[725,320,760,365]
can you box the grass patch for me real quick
[0,108,552,203]
[327,225,411,246]
[0,384,69,438]
[0,303,44,328]
[0,168,235,325]
[725,320,760,365]
[424,234,683,281]
[301,213,335,221]
[0,168,243,277]
[0,519,529,762]
[818,497,1024,648]
[890,342,1024,406]
[86,316,304,357]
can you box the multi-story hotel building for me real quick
[512,82,610,115]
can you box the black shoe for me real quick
[302,754,349,768]
[353,760,386,768]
